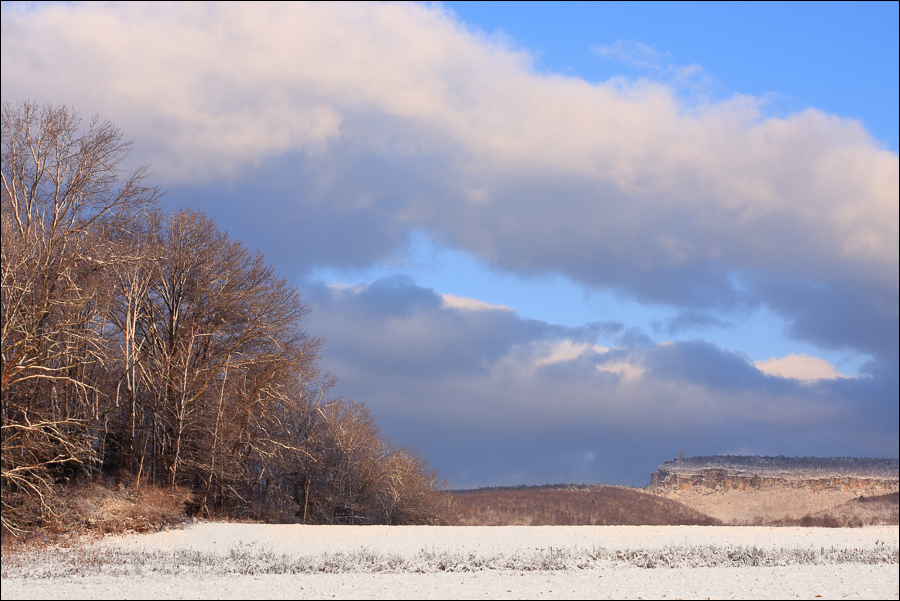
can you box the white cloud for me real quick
[596,360,645,383]
[755,353,850,383]
[467,337,651,391]
[441,293,511,312]
[3,2,896,356]
[592,40,672,70]
[528,340,645,382]
[327,283,365,293]
[532,340,609,366]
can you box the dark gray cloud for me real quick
[756,276,899,359]
[646,341,778,392]
[301,279,898,486]
[303,277,559,380]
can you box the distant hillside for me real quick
[802,493,899,527]
[650,455,899,525]
[450,485,720,526]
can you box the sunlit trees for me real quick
[1,101,158,531]
[1,101,449,533]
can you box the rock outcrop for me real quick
[650,455,899,494]
[649,455,899,524]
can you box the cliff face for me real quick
[650,456,899,495]
[649,456,900,524]
[651,468,898,494]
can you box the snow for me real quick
[654,455,899,480]
[4,565,898,600]
[3,524,897,600]
[79,522,899,556]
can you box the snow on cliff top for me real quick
[655,456,899,480]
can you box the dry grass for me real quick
[60,478,192,534]
[451,485,721,526]
[1,476,191,545]
[759,493,900,528]
[2,540,896,578]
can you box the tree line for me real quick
[1,101,450,534]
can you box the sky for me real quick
[2,1,897,487]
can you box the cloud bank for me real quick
[302,278,896,486]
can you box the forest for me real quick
[1,101,451,535]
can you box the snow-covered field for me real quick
[3,524,897,599]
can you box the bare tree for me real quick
[2,101,451,533]
[377,445,451,525]
[108,209,321,500]
[1,101,158,532]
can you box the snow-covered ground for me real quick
[3,524,897,600]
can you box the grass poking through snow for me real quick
[2,541,897,578]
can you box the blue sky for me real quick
[446,2,899,152]
[2,1,897,486]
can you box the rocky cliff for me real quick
[650,456,899,494]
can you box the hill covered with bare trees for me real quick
[451,485,720,526]
[1,102,450,536]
